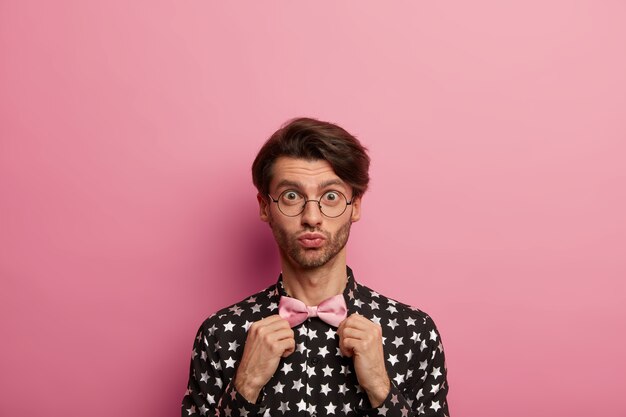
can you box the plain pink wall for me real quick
[1,1,625,416]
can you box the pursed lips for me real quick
[297,233,326,248]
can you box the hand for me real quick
[234,315,295,403]
[337,313,390,408]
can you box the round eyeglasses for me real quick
[267,190,352,218]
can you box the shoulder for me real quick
[354,281,441,335]
[195,283,280,342]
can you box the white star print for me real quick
[199,405,208,416]
[393,373,405,385]
[281,363,293,375]
[228,340,240,351]
[416,388,424,400]
[325,328,336,339]
[431,367,442,379]
[186,405,196,415]
[320,383,331,395]
[273,382,285,393]
[199,372,209,383]
[370,300,380,310]
[278,401,290,413]
[322,365,333,377]
[378,404,389,415]
[318,346,329,357]
[296,400,307,412]
[430,329,438,341]
[388,354,399,366]
[325,402,337,414]
[392,336,404,348]
[388,318,398,330]
[223,357,236,368]
[406,317,416,326]
[223,321,235,332]
[292,379,304,391]
[251,304,261,313]
[431,400,441,412]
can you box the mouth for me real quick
[297,233,326,248]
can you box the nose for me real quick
[300,200,323,227]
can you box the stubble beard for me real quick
[270,219,352,270]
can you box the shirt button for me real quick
[308,356,319,366]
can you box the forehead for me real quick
[270,157,344,190]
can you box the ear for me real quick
[350,196,362,222]
[257,193,271,223]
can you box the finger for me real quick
[339,336,358,357]
[270,327,295,342]
[339,327,368,342]
[277,338,296,357]
[251,316,292,336]
[342,314,377,331]
[262,314,293,329]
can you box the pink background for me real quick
[1,1,625,416]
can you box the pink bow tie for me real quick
[278,294,348,328]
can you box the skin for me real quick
[234,157,390,407]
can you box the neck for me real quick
[280,250,348,306]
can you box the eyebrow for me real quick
[275,179,347,191]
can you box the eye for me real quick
[280,190,303,205]
[322,191,342,204]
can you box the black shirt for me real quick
[182,267,449,417]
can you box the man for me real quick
[182,118,449,417]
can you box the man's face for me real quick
[258,157,361,270]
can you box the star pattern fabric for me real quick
[182,267,449,417]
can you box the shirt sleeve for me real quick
[181,320,267,417]
[360,315,450,417]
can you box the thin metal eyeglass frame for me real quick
[267,190,353,218]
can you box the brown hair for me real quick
[252,117,370,198]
